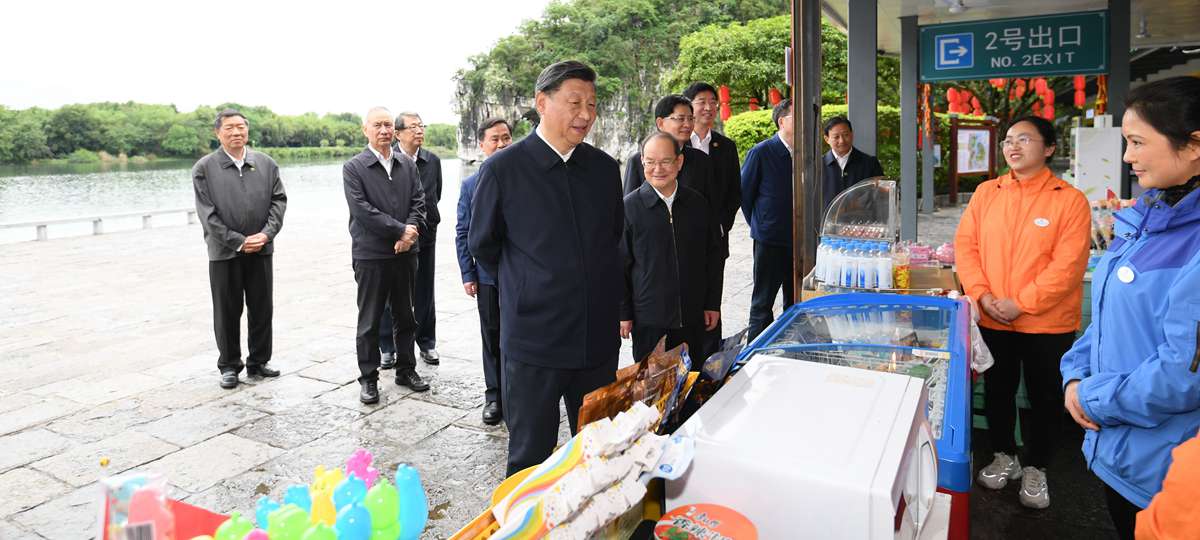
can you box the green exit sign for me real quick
[920,11,1109,82]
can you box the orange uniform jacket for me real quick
[1137,432,1200,540]
[954,167,1091,333]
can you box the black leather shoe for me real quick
[246,365,280,378]
[359,380,380,404]
[482,401,502,425]
[380,353,396,370]
[220,371,239,389]
[420,348,440,366]
[396,370,430,392]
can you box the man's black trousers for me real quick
[209,254,273,374]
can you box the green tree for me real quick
[45,104,107,156]
[161,123,208,157]
[424,123,457,150]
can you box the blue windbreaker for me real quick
[1060,185,1200,508]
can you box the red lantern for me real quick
[1034,78,1048,93]
[973,107,984,116]
[1073,75,1086,91]
[971,97,981,109]
[768,87,782,106]
[1032,101,1043,114]
[718,85,731,103]
[720,102,731,122]
[748,97,759,111]
[1014,80,1027,99]
[1074,89,1087,108]
[947,87,960,104]
[1043,105,1055,120]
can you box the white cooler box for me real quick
[666,357,941,539]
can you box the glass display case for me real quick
[821,178,900,243]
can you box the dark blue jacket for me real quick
[740,134,793,247]
[342,148,426,260]
[821,147,885,213]
[468,135,624,369]
[455,171,494,286]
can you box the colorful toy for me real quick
[213,512,255,540]
[300,523,338,540]
[310,486,337,526]
[284,485,313,513]
[268,503,311,540]
[242,530,268,540]
[333,474,368,511]
[255,496,281,530]
[364,478,400,540]
[127,487,175,540]
[334,502,372,540]
[345,449,380,489]
[395,465,428,540]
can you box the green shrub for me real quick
[66,148,100,163]
[256,146,362,161]
[722,106,989,195]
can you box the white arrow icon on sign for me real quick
[939,38,968,66]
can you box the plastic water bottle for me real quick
[876,242,894,289]
[863,243,880,289]
[816,238,831,285]
[839,241,855,288]
[852,242,869,289]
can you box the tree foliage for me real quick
[0,102,369,164]
[455,0,790,135]
[667,17,902,109]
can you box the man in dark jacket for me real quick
[344,107,430,405]
[682,82,741,250]
[378,111,443,368]
[620,132,724,362]
[821,116,885,214]
[682,81,741,355]
[469,61,623,475]
[741,99,795,340]
[192,109,287,389]
[455,117,512,425]
[623,95,717,213]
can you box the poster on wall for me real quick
[956,128,991,174]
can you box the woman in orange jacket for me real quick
[1136,431,1200,540]
[954,115,1092,510]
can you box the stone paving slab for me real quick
[0,468,71,519]
[12,485,100,540]
[0,429,73,473]
[135,401,269,447]
[44,399,171,443]
[232,398,366,450]
[0,397,84,437]
[219,373,338,415]
[296,355,362,385]
[145,433,284,494]
[31,431,179,488]
[343,398,470,447]
[0,519,35,540]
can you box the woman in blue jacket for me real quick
[1060,76,1200,540]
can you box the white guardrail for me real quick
[0,208,197,241]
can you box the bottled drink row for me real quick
[815,238,908,289]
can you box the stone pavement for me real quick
[0,167,963,539]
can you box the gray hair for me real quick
[395,112,422,129]
[534,61,597,95]
[214,108,247,130]
[363,106,392,126]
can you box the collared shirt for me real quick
[368,145,394,178]
[833,149,850,171]
[778,132,793,156]
[222,146,248,173]
[398,144,419,164]
[690,129,713,155]
[535,125,576,162]
[650,181,678,214]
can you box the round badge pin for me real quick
[1034,218,1050,227]
[1117,266,1135,283]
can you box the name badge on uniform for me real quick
[1034,218,1050,227]
[1117,266,1135,283]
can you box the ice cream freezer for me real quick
[734,293,972,539]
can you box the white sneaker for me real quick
[1019,467,1050,509]
[977,452,1023,489]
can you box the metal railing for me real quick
[0,207,197,241]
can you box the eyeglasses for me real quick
[1001,134,1041,148]
[665,115,695,123]
[642,159,677,170]
[400,123,425,131]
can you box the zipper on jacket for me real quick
[668,205,684,330]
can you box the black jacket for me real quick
[397,145,443,246]
[822,147,885,213]
[623,146,717,218]
[343,147,426,260]
[706,130,742,245]
[621,182,724,330]
[468,135,623,369]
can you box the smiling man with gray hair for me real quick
[192,108,287,390]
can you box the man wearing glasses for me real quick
[378,112,443,370]
[622,95,717,214]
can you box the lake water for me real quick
[0,158,466,244]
